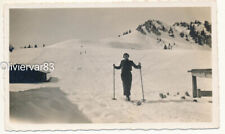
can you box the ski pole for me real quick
[139,63,145,102]
[112,65,116,100]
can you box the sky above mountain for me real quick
[10,7,211,47]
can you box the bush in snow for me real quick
[193,99,198,102]
[185,91,190,97]
[159,93,166,99]
[123,31,128,35]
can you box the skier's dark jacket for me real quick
[114,59,140,73]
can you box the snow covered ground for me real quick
[10,39,212,123]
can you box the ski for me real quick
[129,99,146,106]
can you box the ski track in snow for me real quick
[10,40,212,123]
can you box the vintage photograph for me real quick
[4,3,218,129]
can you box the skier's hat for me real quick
[123,53,129,58]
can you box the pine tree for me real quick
[164,45,167,50]
[204,21,211,33]
[189,25,196,37]
[205,35,212,47]
[201,30,206,37]
[162,26,166,32]
[180,32,184,38]
[136,25,146,35]
[168,27,174,37]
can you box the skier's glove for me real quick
[113,64,115,68]
[139,65,141,69]
[138,63,141,69]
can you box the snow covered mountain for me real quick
[10,19,211,52]
[116,19,211,50]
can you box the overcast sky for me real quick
[10,7,211,47]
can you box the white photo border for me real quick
[2,1,219,131]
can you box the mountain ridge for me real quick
[117,19,211,49]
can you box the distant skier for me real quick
[113,53,141,101]
[168,43,171,49]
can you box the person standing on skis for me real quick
[113,53,141,101]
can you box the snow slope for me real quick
[109,30,210,51]
[10,39,212,123]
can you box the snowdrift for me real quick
[10,87,91,123]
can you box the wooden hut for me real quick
[188,69,212,98]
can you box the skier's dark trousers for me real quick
[113,53,141,101]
